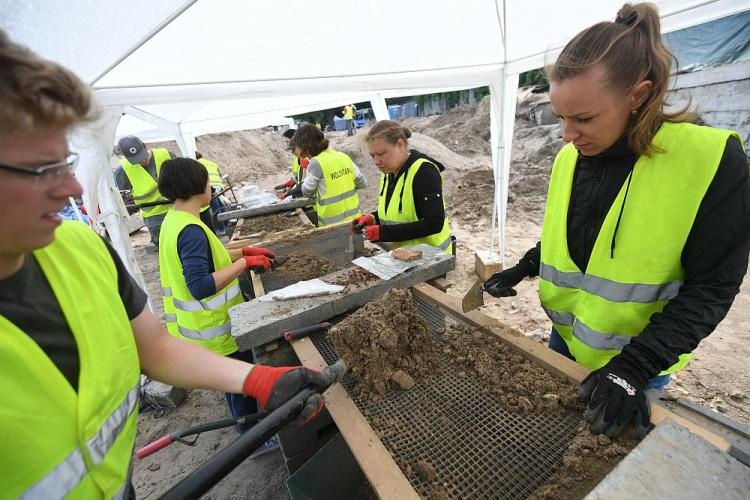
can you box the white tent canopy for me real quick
[2,0,747,290]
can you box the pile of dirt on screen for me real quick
[235,213,302,238]
[271,251,340,282]
[329,289,638,499]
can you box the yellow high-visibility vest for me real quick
[1,221,140,498]
[377,158,453,253]
[159,209,243,355]
[539,122,741,373]
[198,158,225,192]
[312,149,361,227]
[120,148,171,218]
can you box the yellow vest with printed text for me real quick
[377,158,453,253]
[159,209,243,355]
[119,148,171,218]
[312,149,361,226]
[0,221,140,499]
[539,122,741,373]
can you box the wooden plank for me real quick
[292,337,420,500]
[410,282,733,453]
[230,254,455,350]
[296,207,314,227]
[250,270,265,298]
[426,277,452,292]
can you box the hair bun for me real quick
[402,126,412,139]
[615,8,639,27]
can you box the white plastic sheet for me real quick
[256,279,344,302]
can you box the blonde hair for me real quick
[0,30,92,133]
[365,120,412,146]
[547,3,690,156]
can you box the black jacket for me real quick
[519,134,749,378]
[372,149,446,242]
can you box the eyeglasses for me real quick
[0,153,79,190]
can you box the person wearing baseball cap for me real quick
[114,136,176,247]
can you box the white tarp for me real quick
[2,0,747,280]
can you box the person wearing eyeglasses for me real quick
[0,30,328,498]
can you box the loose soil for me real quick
[271,251,340,282]
[236,213,303,237]
[329,289,440,403]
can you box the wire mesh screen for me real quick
[260,227,362,292]
[310,297,583,499]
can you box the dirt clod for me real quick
[391,370,415,390]
[416,460,437,482]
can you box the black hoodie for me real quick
[372,149,446,242]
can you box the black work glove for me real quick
[289,185,304,199]
[243,366,328,426]
[483,261,533,297]
[579,354,651,439]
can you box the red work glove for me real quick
[242,246,276,260]
[350,214,375,233]
[300,158,309,169]
[364,224,380,242]
[242,365,328,425]
[283,178,296,188]
[243,255,272,273]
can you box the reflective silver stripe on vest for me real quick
[177,320,233,340]
[583,273,682,303]
[317,188,358,206]
[164,313,177,323]
[572,320,634,351]
[317,206,361,225]
[540,262,682,303]
[132,185,159,201]
[21,448,87,499]
[379,220,452,251]
[541,305,575,326]
[540,262,583,289]
[164,283,241,312]
[87,384,139,465]
[379,219,398,225]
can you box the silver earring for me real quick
[631,109,638,115]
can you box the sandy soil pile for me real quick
[329,289,440,402]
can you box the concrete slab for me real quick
[586,419,750,500]
[229,252,455,349]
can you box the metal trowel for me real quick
[461,279,485,312]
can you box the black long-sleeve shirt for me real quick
[519,134,750,377]
[372,149,446,242]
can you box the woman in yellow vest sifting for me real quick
[157,157,289,432]
[483,2,749,439]
[354,121,454,254]
[288,123,367,226]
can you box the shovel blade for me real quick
[462,279,485,313]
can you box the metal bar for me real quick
[217,198,314,221]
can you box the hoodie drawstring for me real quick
[610,165,635,259]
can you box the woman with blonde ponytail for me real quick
[484,3,749,439]
[357,120,454,253]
